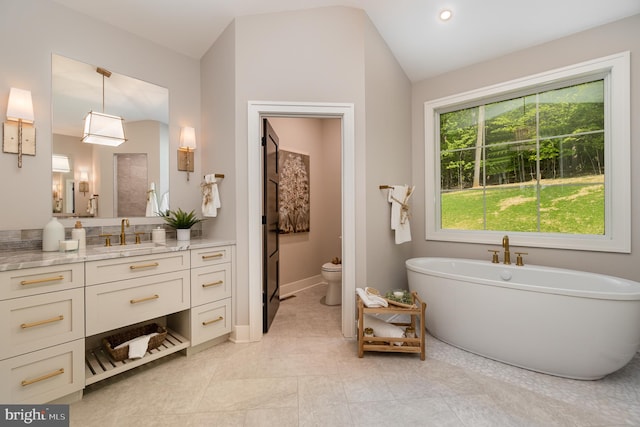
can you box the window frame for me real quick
[424,52,630,253]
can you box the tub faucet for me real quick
[502,235,511,265]
[120,218,130,245]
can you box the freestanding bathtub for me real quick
[406,257,640,380]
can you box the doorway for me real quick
[263,116,342,332]
[247,101,356,341]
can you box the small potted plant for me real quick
[162,208,204,241]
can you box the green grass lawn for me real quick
[441,178,604,234]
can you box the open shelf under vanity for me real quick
[84,328,189,385]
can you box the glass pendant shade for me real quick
[82,111,126,146]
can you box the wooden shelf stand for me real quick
[357,291,426,360]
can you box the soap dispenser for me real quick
[72,220,86,250]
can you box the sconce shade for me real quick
[6,88,34,123]
[179,126,196,150]
[52,154,70,173]
[82,111,126,146]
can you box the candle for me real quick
[393,291,404,298]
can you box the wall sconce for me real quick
[177,126,196,181]
[79,171,89,196]
[3,88,35,168]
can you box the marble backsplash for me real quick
[0,223,202,253]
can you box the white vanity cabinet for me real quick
[84,251,191,384]
[0,263,85,404]
[0,240,235,403]
[189,246,234,346]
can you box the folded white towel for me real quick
[159,191,169,213]
[356,287,388,308]
[145,182,160,217]
[113,332,159,359]
[201,174,222,217]
[127,335,152,359]
[387,185,414,244]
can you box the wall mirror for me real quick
[51,54,169,218]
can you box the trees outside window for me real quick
[439,80,604,234]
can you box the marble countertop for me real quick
[0,238,235,272]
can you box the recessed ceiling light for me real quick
[439,9,453,21]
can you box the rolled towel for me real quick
[356,288,388,308]
[364,314,405,345]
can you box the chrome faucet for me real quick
[120,218,130,245]
[502,235,511,265]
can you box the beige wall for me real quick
[0,0,201,230]
[200,21,236,241]
[268,117,342,285]
[201,7,412,328]
[411,14,640,281]
[364,12,413,290]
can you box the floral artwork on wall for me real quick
[279,150,310,233]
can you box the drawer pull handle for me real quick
[20,275,65,286]
[202,253,223,260]
[21,315,64,329]
[202,316,224,326]
[202,280,223,288]
[129,262,160,270]
[130,294,160,304]
[21,368,65,386]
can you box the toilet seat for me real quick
[321,262,342,272]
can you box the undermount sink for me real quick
[92,242,160,253]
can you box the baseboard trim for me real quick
[280,274,324,299]
[230,324,252,343]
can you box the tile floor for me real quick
[70,284,640,426]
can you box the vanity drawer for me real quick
[86,252,189,286]
[191,263,232,306]
[0,339,84,404]
[190,246,232,268]
[0,263,84,301]
[85,270,190,336]
[190,298,231,346]
[0,288,84,360]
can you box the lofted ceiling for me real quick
[52,0,640,83]
[50,1,639,136]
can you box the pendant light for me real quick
[82,67,126,146]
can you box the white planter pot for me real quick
[176,228,191,241]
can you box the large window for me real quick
[425,52,630,252]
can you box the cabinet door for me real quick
[191,263,232,306]
[0,263,84,300]
[85,252,189,286]
[190,298,231,346]
[0,339,84,404]
[85,270,190,336]
[0,288,84,360]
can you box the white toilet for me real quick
[321,262,342,305]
